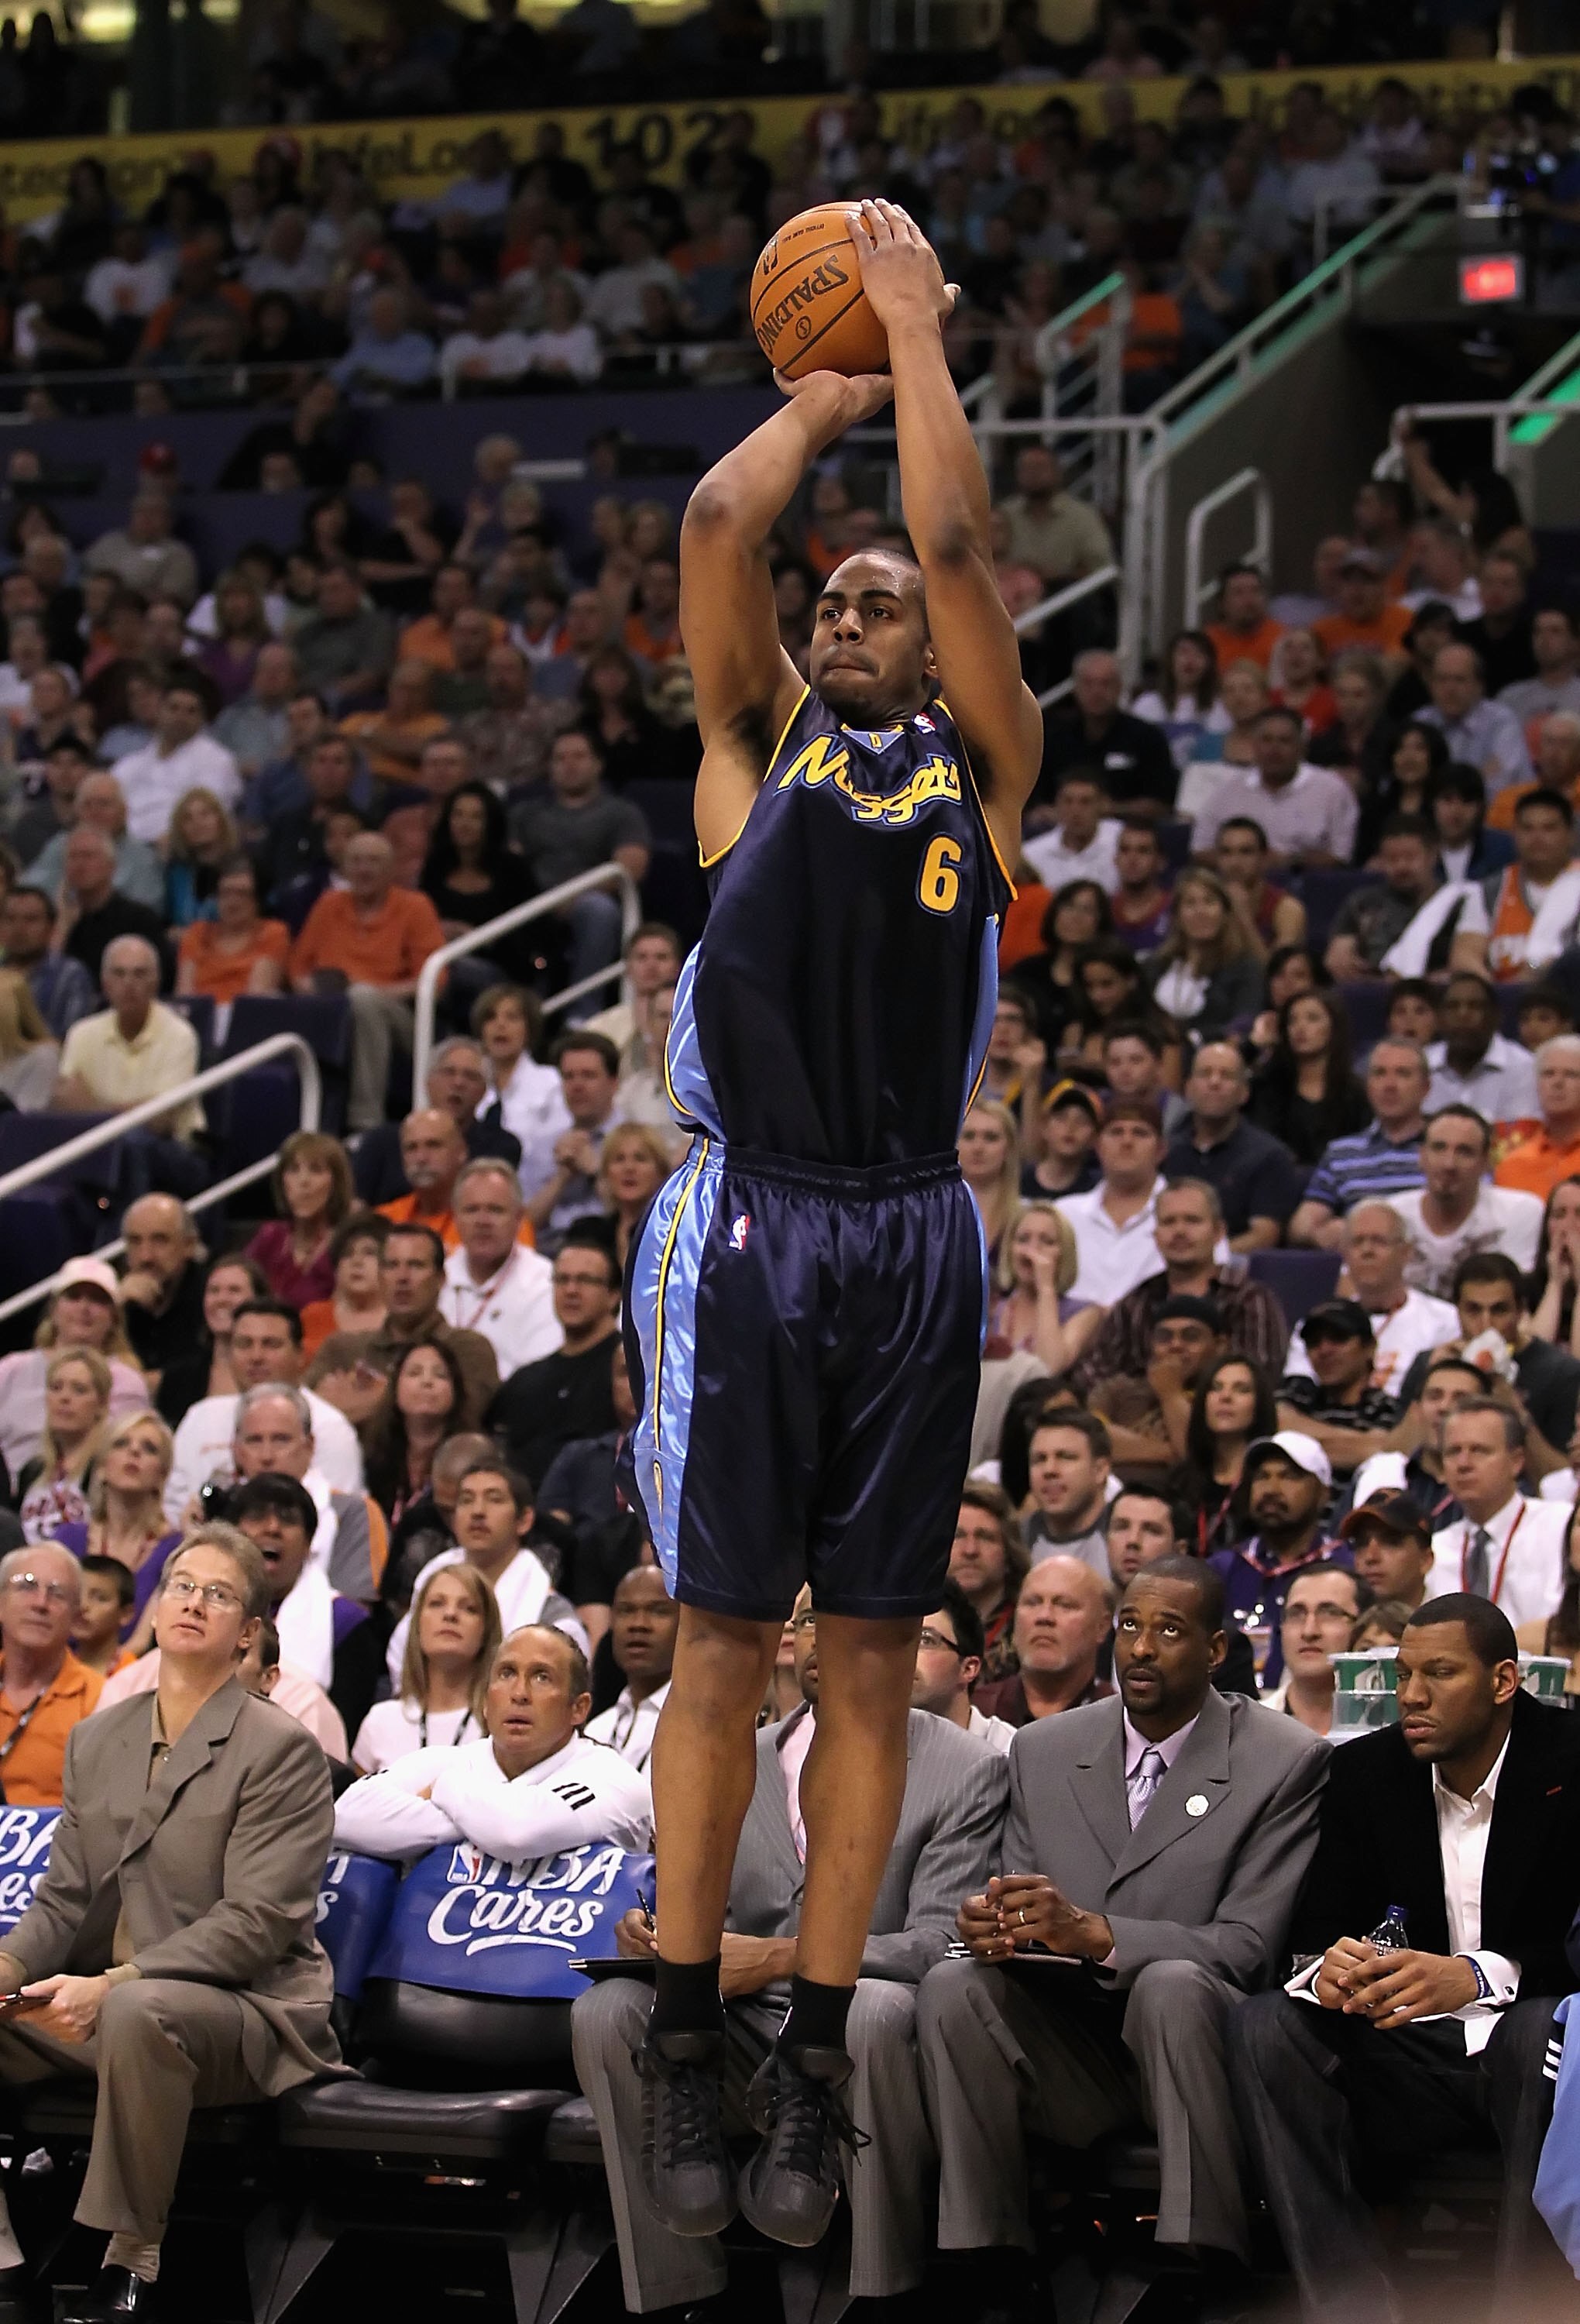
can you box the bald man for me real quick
[376,1111,541,1254]
[55,936,208,1202]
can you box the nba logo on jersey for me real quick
[729,1212,752,1252]
[915,712,936,733]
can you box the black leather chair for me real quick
[12,2085,287,2322]
[263,1980,600,2324]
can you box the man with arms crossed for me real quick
[626,198,1041,2244]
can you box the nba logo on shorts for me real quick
[729,1212,752,1252]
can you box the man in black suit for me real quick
[1230,1593,1580,2322]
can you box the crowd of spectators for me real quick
[0,35,1573,2317]
[3,0,1537,147]
[4,53,1568,416]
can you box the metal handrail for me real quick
[1144,175,1458,439]
[1506,330,1580,452]
[1184,469,1272,624]
[0,1033,320,1205]
[0,1030,321,1325]
[412,862,641,1097]
[1012,564,1120,645]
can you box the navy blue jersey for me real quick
[665,686,1014,1167]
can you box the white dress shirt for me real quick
[163,1387,364,1522]
[1286,1736,1519,2052]
[585,1678,670,1771]
[332,1731,653,1862]
[1434,1739,1521,2051]
[967,1704,1016,1757]
[481,1060,572,1201]
[1055,1177,1166,1307]
[1283,1285,1459,1400]
[1424,1034,1539,1129]
[440,1244,563,1377]
[1022,818,1121,896]
[1426,1492,1571,1631]
[113,731,241,844]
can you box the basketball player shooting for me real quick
[623,199,1042,2241]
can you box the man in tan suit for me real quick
[0,1523,344,2324]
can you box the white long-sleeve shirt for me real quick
[332,1732,652,1864]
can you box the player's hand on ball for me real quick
[846,198,959,328]
[773,367,894,425]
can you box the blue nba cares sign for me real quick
[0,1808,58,1935]
[369,1841,654,2000]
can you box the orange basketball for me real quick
[750,205,889,382]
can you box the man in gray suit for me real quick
[918,1556,1328,2307]
[0,1524,344,2324]
[572,1587,1008,2312]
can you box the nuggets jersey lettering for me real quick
[665,688,1013,1167]
[1487,868,1541,980]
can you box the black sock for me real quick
[780,1974,855,2058]
[651,1954,724,2038]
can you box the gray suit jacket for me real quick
[2,1677,344,2092]
[728,1705,1008,1985]
[1003,1689,1327,1993]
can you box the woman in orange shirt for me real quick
[176,855,290,1002]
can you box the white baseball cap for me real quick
[1243,1430,1333,1490]
[53,1256,120,1301]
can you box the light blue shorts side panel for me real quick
[627,1140,720,1594]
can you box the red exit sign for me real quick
[1459,254,1525,304]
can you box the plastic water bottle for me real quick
[1365,1904,1410,1952]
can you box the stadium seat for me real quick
[1496,982,1534,1039]
[1245,1249,1341,1329]
[1156,821,1193,871]
[623,778,696,851]
[168,993,217,1057]
[1334,980,1397,1056]
[1300,871,1383,953]
[18,2085,289,2323]
[264,1980,585,2324]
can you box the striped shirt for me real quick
[1074,1266,1290,1398]
[1304,1122,1426,1218]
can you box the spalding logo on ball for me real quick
[751,205,890,382]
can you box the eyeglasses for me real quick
[4,1574,73,1606]
[918,1628,964,1655]
[163,1576,243,1612]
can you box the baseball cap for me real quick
[1243,1430,1333,1490]
[1156,1294,1223,1331]
[1303,1298,1375,1346]
[1338,1488,1430,1550]
[54,1256,119,1300]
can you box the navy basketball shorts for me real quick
[624,1139,988,1622]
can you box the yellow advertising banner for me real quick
[0,52,1575,223]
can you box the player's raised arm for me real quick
[680,373,891,859]
[848,199,1043,859]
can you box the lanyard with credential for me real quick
[0,1689,46,1773]
[1462,1501,1524,1603]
